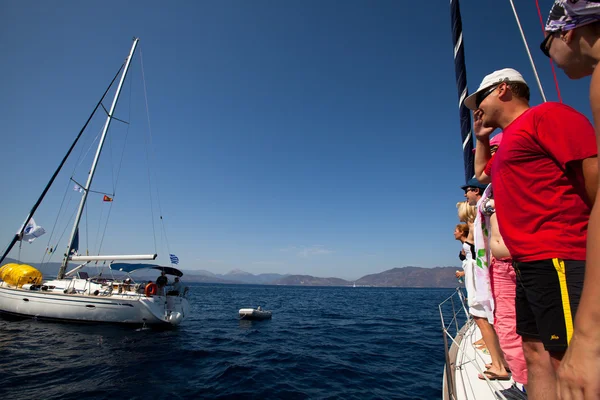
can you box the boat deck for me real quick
[440,289,516,400]
[452,321,514,400]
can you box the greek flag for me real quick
[169,254,179,264]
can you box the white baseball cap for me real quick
[464,68,528,110]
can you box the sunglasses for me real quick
[475,85,499,109]
[540,33,555,58]
[464,187,477,194]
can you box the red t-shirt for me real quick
[491,102,597,262]
[484,153,495,177]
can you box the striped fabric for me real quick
[449,0,475,183]
[545,0,600,32]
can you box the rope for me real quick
[535,0,564,103]
[140,47,171,258]
[508,0,548,102]
[139,48,158,254]
[94,63,134,256]
[41,180,73,265]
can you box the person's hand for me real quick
[455,271,465,278]
[473,109,495,139]
[557,332,600,399]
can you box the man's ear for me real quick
[563,29,575,44]
[497,82,512,102]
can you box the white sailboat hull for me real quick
[0,280,190,326]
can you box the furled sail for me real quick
[449,0,475,182]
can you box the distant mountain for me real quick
[215,269,288,284]
[1,257,61,277]
[175,274,238,284]
[184,269,217,278]
[357,266,459,288]
[272,274,350,286]
[1,258,460,288]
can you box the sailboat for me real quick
[0,38,189,326]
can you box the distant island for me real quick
[2,258,461,288]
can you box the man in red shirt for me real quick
[542,2,600,398]
[465,68,598,399]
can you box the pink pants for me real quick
[490,257,528,385]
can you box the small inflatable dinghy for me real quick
[239,306,272,320]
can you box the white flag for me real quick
[73,184,83,193]
[20,218,46,243]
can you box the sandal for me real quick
[478,370,511,381]
[485,363,510,373]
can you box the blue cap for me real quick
[460,178,487,191]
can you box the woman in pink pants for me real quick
[487,199,528,388]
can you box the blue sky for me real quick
[0,1,593,280]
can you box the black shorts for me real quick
[513,258,584,352]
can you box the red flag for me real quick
[103,195,113,202]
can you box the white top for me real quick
[462,242,474,262]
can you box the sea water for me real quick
[0,284,454,399]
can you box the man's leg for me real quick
[522,337,556,400]
[515,259,584,399]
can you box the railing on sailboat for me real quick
[439,289,512,400]
[439,288,469,400]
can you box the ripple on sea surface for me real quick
[0,285,453,399]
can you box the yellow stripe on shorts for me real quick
[553,258,574,345]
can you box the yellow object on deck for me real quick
[0,263,43,287]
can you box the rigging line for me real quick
[42,206,79,268]
[507,0,548,102]
[96,192,115,257]
[111,76,133,201]
[140,46,160,254]
[41,180,75,265]
[98,62,134,255]
[85,200,89,255]
[93,205,105,255]
[80,188,114,196]
[535,0,564,103]
[0,64,124,266]
[105,72,132,200]
[97,62,136,257]
[101,97,130,125]
[71,125,105,176]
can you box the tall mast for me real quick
[449,0,475,183]
[58,37,139,279]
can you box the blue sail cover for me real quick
[450,0,475,183]
[110,263,183,277]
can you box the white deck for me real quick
[453,320,514,400]
[440,289,518,400]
